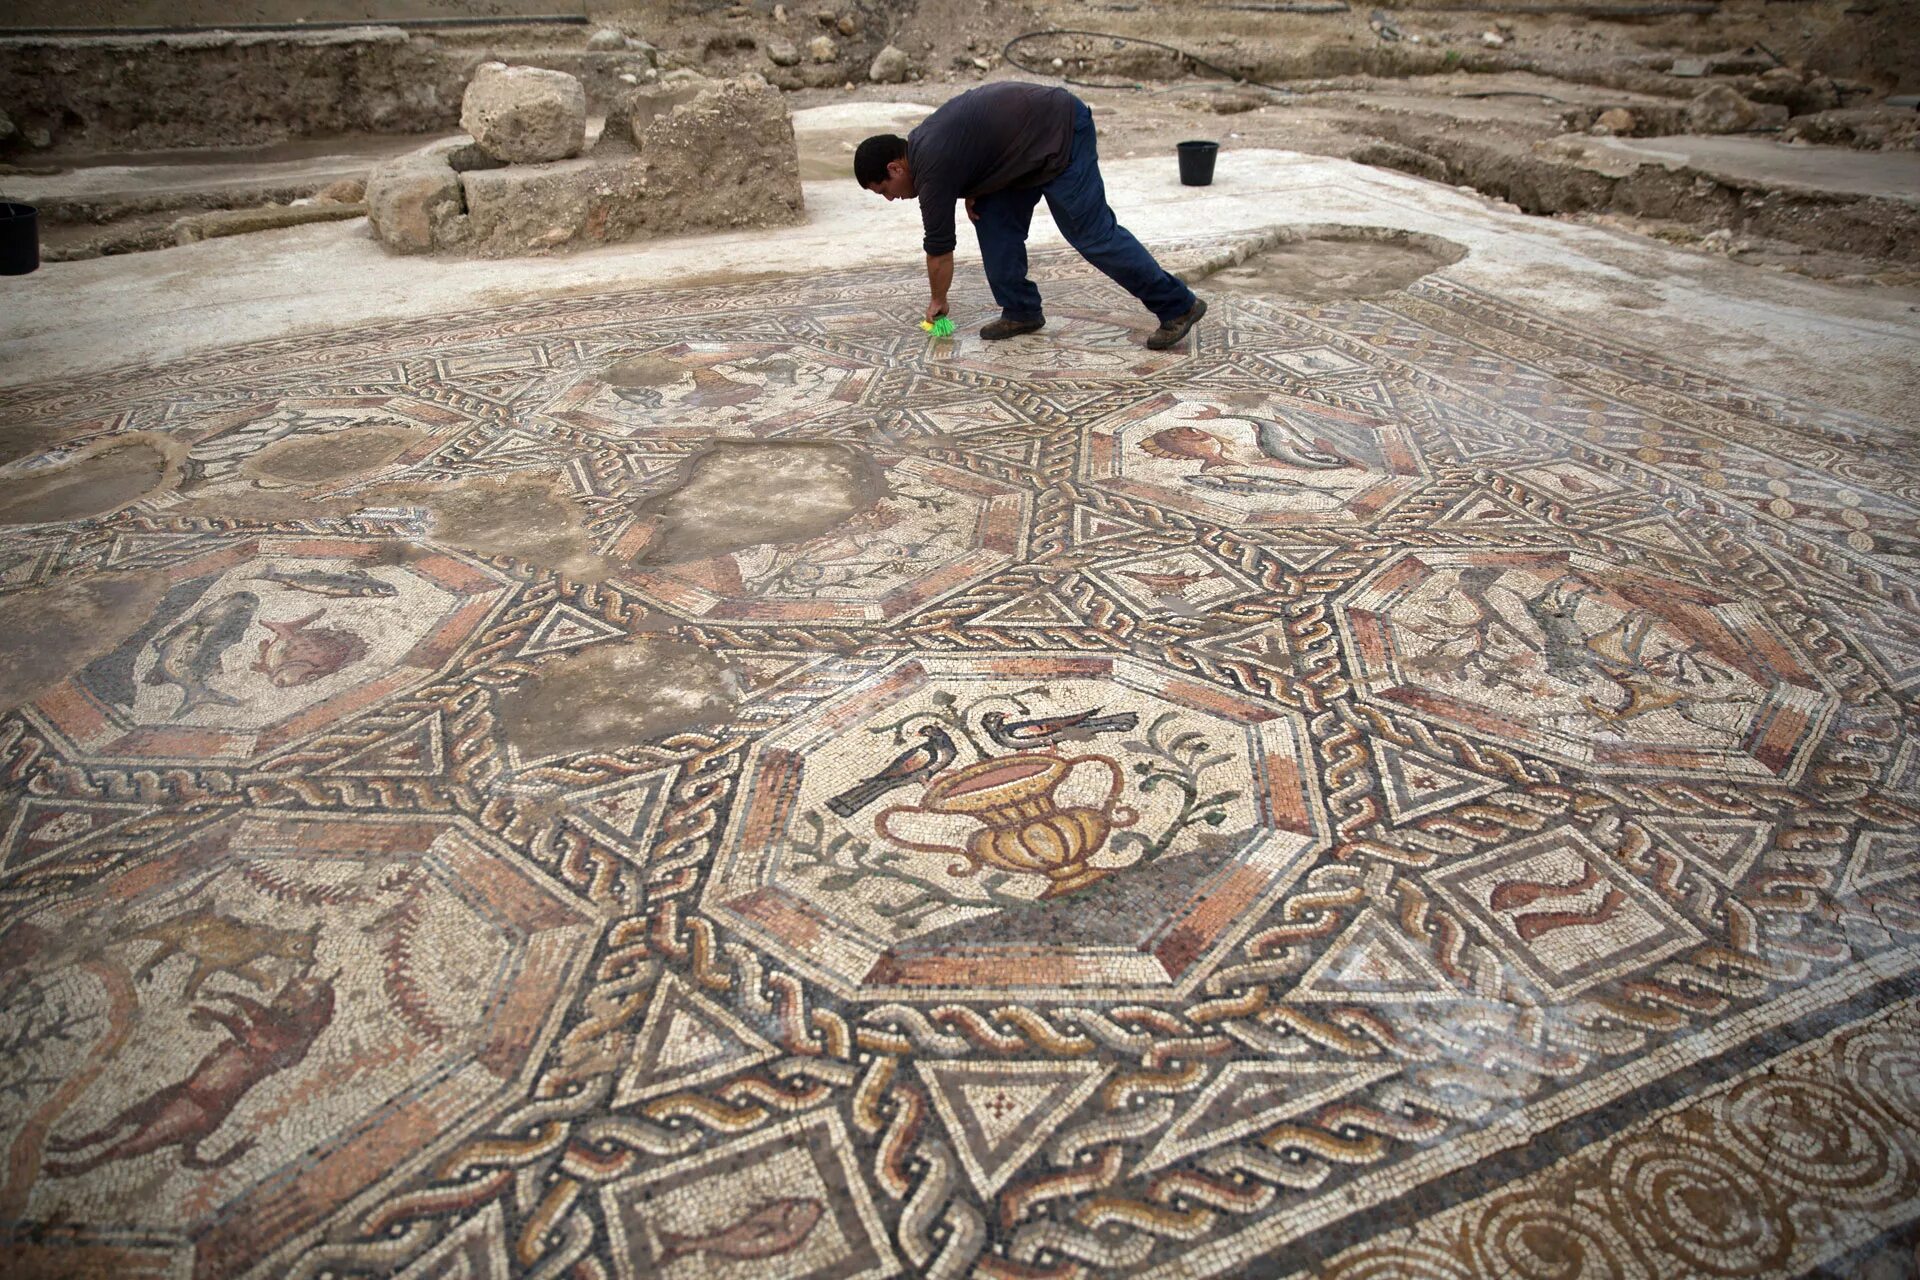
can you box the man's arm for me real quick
[925,253,953,323]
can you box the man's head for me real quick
[855,134,914,199]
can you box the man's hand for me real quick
[924,251,954,328]
[965,197,979,224]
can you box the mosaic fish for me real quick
[1185,470,1307,496]
[656,1197,825,1265]
[251,609,369,688]
[1249,416,1349,470]
[250,567,398,598]
[1139,425,1233,470]
[143,590,259,717]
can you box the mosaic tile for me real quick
[0,241,1916,1277]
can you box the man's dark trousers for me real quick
[970,99,1197,327]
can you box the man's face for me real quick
[867,158,915,201]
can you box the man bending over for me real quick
[855,82,1207,351]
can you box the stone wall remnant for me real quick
[460,62,586,164]
[364,72,803,259]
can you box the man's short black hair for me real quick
[854,134,908,188]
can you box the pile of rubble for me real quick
[364,62,803,257]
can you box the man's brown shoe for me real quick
[980,316,1046,341]
[1146,298,1207,351]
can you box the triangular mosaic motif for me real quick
[916,1060,1109,1197]
[1374,741,1506,825]
[517,603,627,658]
[1292,908,1459,1004]
[613,974,778,1106]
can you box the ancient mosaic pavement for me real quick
[1,235,1918,1278]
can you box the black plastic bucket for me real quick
[1176,140,1219,187]
[0,203,38,276]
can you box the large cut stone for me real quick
[869,44,911,84]
[605,80,709,146]
[460,62,587,164]
[1685,84,1771,135]
[365,149,466,254]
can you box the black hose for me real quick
[1001,29,1299,95]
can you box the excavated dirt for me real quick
[629,441,888,566]
[369,472,610,581]
[0,419,98,468]
[1202,227,1468,300]
[0,435,181,523]
[0,571,166,714]
[240,424,420,485]
[496,633,741,757]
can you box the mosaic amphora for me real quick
[877,752,1138,898]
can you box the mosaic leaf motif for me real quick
[1,241,1917,1278]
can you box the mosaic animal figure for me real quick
[826,724,958,817]
[1121,567,1216,595]
[43,972,335,1175]
[1139,425,1233,470]
[143,590,259,717]
[251,609,369,688]
[128,907,321,999]
[1489,860,1628,942]
[981,707,1139,750]
[657,1197,825,1266]
[1186,404,1350,470]
[250,566,397,598]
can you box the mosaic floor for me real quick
[1,235,1918,1279]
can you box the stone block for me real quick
[809,35,838,63]
[460,62,587,164]
[173,201,367,245]
[459,154,648,256]
[767,37,801,67]
[365,150,466,254]
[1686,84,1767,135]
[869,45,911,84]
[607,81,710,145]
[1592,108,1636,136]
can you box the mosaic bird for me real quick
[825,724,958,817]
[981,707,1139,750]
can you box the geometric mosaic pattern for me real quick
[2,235,1917,1277]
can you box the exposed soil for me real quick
[628,440,889,565]
[1200,226,1468,300]
[369,471,611,581]
[495,633,740,758]
[0,435,181,523]
[241,424,421,485]
[0,571,166,714]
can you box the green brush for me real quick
[919,315,955,338]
